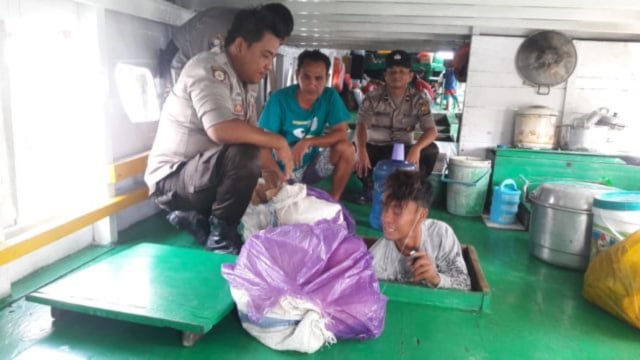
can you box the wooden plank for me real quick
[380,280,485,312]
[464,87,565,108]
[0,187,148,266]
[459,107,515,144]
[108,152,149,183]
[463,245,490,293]
[458,141,496,157]
[467,71,530,89]
[364,239,490,312]
[296,15,640,35]
[215,0,640,23]
[572,41,640,77]
[27,243,237,334]
[469,36,524,70]
[69,0,194,26]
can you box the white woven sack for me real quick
[241,184,343,240]
[230,287,336,353]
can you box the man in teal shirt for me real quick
[259,50,355,200]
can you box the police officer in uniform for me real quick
[355,50,439,203]
[145,5,294,254]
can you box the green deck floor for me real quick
[2,196,640,359]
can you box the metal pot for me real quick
[557,124,610,152]
[513,106,559,149]
[528,181,616,270]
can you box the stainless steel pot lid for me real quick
[515,31,577,86]
[530,181,617,211]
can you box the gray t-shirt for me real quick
[145,46,257,194]
[370,219,471,290]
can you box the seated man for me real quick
[355,50,439,204]
[259,49,355,200]
[370,170,471,290]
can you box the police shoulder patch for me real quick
[210,66,227,81]
[419,99,431,115]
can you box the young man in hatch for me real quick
[259,49,355,200]
[369,170,471,290]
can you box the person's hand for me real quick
[406,147,421,169]
[291,139,311,168]
[274,140,293,180]
[408,251,440,287]
[355,147,371,177]
[271,167,287,184]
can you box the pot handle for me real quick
[536,85,550,95]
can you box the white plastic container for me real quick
[590,191,640,261]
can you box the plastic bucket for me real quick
[489,179,521,224]
[442,156,492,216]
[590,191,640,260]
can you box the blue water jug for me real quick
[489,179,521,225]
[369,144,417,229]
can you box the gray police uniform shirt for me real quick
[357,86,435,145]
[370,219,472,290]
[145,46,257,194]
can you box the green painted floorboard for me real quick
[2,194,640,359]
[26,244,237,334]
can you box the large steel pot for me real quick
[557,107,615,152]
[528,181,616,270]
[513,106,559,149]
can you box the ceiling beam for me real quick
[72,0,194,26]
[297,15,640,35]
[189,0,640,23]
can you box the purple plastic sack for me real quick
[222,218,387,340]
[306,186,356,235]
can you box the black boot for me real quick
[205,216,243,255]
[166,210,209,245]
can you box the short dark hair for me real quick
[297,49,331,73]
[383,170,433,209]
[225,3,293,48]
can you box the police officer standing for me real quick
[144,4,294,254]
[354,50,439,203]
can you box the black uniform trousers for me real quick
[360,142,439,186]
[152,144,261,225]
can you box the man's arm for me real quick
[354,94,374,177]
[205,117,293,178]
[406,97,438,167]
[412,126,437,151]
[291,122,350,167]
[299,122,349,148]
[433,226,471,290]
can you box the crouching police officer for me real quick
[144,4,294,254]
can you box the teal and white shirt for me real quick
[258,85,350,170]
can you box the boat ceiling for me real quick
[171,0,640,51]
